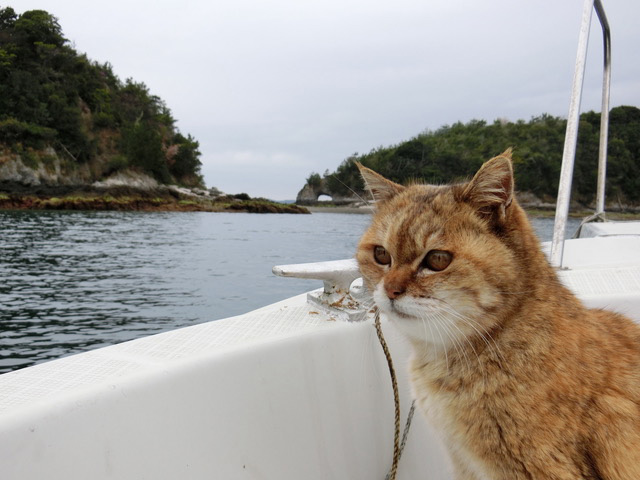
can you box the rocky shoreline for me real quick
[0,151,310,214]
[0,184,309,214]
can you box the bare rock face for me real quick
[0,148,90,186]
[0,148,221,197]
[296,182,322,204]
[295,177,359,205]
[92,171,159,190]
[0,152,161,195]
[0,157,41,185]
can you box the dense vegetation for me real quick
[0,7,203,186]
[311,106,640,205]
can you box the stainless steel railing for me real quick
[549,0,611,268]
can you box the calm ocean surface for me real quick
[0,210,581,374]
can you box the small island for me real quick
[0,8,307,214]
[296,108,640,214]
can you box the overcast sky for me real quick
[12,0,640,200]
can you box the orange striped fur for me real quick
[356,151,640,480]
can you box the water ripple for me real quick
[0,211,372,373]
[0,210,580,374]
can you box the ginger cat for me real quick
[356,150,640,480]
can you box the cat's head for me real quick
[356,150,527,352]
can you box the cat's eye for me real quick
[373,246,391,265]
[422,250,452,271]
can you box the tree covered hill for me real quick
[305,106,640,206]
[0,7,203,188]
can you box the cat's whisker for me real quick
[438,304,506,367]
[420,315,449,376]
[422,316,452,394]
[438,312,488,389]
[436,304,495,346]
[496,291,528,295]
[434,312,477,360]
[432,316,450,375]
[456,315,506,366]
[430,312,473,378]
[447,316,492,390]
[450,318,504,366]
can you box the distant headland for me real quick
[0,8,307,214]
[296,106,640,213]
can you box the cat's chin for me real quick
[373,287,461,350]
[380,307,457,352]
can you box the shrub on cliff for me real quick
[0,7,204,187]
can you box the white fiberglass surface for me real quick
[0,305,452,480]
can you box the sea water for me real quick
[0,210,580,373]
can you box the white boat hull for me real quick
[1,233,640,479]
[0,293,452,479]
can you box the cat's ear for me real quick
[462,149,514,216]
[356,162,405,203]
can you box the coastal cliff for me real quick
[295,175,360,205]
[0,8,307,214]
[0,8,203,197]
[0,144,308,213]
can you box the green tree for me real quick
[123,121,170,183]
[12,9,65,50]
[306,172,322,187]
[0,8,204,185]
[312,107,640,205]
[169,133,202,184]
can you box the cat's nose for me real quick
[384,268,411,299]
[384,283,406,299]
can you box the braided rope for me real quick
[374,310,416,480]
[398,401,416,459]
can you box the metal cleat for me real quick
[273,258,370,321]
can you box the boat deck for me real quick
[545,235,640,322]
